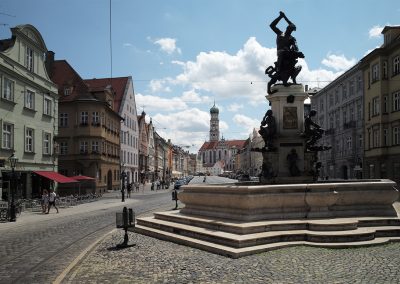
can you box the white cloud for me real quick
[135,93,188,112]
[227,103,243,112]
[152,108,211,151]
[123,43,132,47]
[321,54,357,72]
[369,25,384,39]
[154,37,182,54]
[232,114,259,135]
[181,89,211,104]
[149,79,172,93]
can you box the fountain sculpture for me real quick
[135,12,400,258]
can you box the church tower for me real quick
[209,102,220,141]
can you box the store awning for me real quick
[33,171,78,183]
[70,175,95,181]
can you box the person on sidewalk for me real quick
[47,189,59,214]
[41,189,49,213]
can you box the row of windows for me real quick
[121,150,138,166]
[1,76,54,115]
[121,131,138,149]
[123,114,137,131]
[59,112,119,132]
[367,127,400,148]
[2,122,52,154]
[369,91,400,118]
[369,56,400,84]
[59,140,119,156]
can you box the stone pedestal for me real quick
[262,84,314,182]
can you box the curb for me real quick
[53,228,117,284]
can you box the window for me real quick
[346,136,352,150]
[372,63,379,82]
[26,46,34,72]
[373,129,380,148]
[329,94,334,107]
[25,90,35,109]
[393,56,400,76]
[343,110,347,124]
[59,113,68,127]
[2,77,14,101]
[329,114,334,129]
[372,97,380,116]
[80,141,88,153]
[64,87,71,96]
[393,91,400,111]
[44,97,52,116]
[342,84,347,99]
[394,127,400,145]
[350,107,354,121]
[320,99,324,111]
[383,129,388,146]
[43,132,51,155]
[349,80,354,96]
[80,112,88,125]
[2,122,13,149]
[357,76,362,92]
[60,141,68,155]
[383,95,388,113]
[357,102,362,120]
[92,141,99,153]
[25,128,34,152]
[92,112,100,125]
[335,89,339,104]
[383,61,388,79]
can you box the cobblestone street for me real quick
[64,229,400,284]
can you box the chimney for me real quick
[305,84,309,92]
[45,51,55,78]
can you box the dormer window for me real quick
[26,46,34,72]
[64,87,71,96]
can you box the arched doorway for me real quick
[107,170,112,191]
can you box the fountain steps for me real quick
[134,211,400,258]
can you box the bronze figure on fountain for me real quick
[266,11,304,95]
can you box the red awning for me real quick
[70,175,95,181]
[33,171,78,183]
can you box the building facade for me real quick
[49,59,122,193]
[0,25,58,199]
[84,77,140,185]
[311,64,364,179]
[362,26,400,184]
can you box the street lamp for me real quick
[121,171,126,202]
[8,153,18,222]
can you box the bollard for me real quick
[172,189,178,210]
[116,207,135,249]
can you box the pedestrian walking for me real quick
[47,189,59,214]
[135,182,140,192]
[127,183,132,198]
[41,189,49,213]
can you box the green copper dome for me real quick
[210,103,219,114]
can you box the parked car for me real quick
[174,179,185,190]
[237,174,250,181]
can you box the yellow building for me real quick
[362,26,400,184]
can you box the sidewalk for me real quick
[0,182,170,231]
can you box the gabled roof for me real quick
[198,139,246,152]
[84,77,130,113]
[50,60,91,102]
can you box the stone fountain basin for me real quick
[178,179,399,221]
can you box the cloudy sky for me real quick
[1,0,399,152]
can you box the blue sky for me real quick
[1,0,399,153]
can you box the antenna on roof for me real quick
[109,0,113,88]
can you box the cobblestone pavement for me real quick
[63,202,400,284]
[64,230,400,284]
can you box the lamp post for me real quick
[121,171,126,202]
[8,153,18,222]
